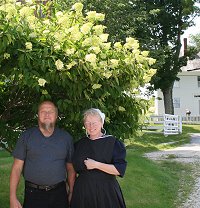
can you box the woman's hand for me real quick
[84,158,120,175]
[84,158,99,170]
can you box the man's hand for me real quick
[10,159,24,208]
[66,163,76,204]
[68,191,73,203]
[10,197,22,208]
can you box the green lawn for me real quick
[120,151,193,208]
[0,124,199,208]
[0,151,24,208]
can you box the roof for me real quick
[181,52,200,72]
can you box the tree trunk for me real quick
[162,85,174,115]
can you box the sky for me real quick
[183,16,200,39]
[183,3,200,41]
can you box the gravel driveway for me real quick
[145,133,200,208]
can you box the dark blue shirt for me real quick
[112,139,127,177]
[12,127,74,185]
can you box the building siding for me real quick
[155,72,200,116]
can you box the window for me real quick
[198,76,200,87]
[199,100,200,115]
[173,98,180,108]
[174,80,180,88]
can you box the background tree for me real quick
[141,0,200,114]
[71,0,200,114]
[0,1,155,152]
[189,33,200,52]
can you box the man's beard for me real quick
[40,122,54,132]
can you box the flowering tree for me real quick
[0,1,156,151]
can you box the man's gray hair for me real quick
[38,101,58,115]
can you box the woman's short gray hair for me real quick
[83,108,105,124]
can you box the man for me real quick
[10,101,76,208]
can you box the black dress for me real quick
[71,135,127,208]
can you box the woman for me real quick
[71,108,127,208]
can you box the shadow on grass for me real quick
[127,143,159,153]
[182,125,200,134]
[126,124,196,154]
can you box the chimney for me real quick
[184,38,187,56]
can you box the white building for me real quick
[155,52,200,116]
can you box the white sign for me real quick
[164,114,182,136]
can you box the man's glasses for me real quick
[39,111,55,115]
